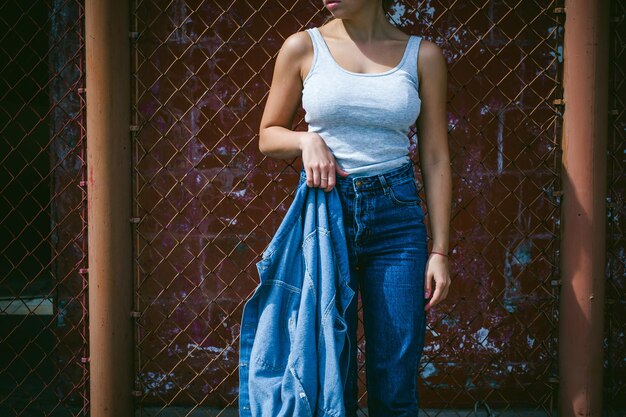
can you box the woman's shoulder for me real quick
[273,30,316,84]
[278,29,315,61]
[413,38,447,83]
[414,38,444,59]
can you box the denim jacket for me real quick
[239,179,355,417]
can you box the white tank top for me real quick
[301,27,423,176]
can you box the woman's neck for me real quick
[323,16,403,44]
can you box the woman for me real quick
[257,0,452,415]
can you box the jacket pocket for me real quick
[333,310,349,389]
[249,283,300,371]
[333,310,348,339]
[315,306,350,416]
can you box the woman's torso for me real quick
[301,26,423,177]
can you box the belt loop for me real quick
[378,173,389,195]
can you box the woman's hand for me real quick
[299,132,349,192]
[424,253,451,311]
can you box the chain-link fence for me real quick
[0,0,89,416]
[605,0,625,414]
[415,1,563,411]
[130,0,564,415]
[1,0,623,416]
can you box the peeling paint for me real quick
[474,327,501,353]
[186,342,236,360]
[137,371,177,396]
[421,362,438,379]
[503,238,533,313]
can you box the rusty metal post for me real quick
[85,0,133,415]
[559,0,609,416]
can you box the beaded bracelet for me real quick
[429,251,449,258]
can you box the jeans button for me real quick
[355,179,362,187]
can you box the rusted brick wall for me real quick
[1,1,624,416]
[0,0,89,415]
[123,0,601,414]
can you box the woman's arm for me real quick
[258,31,347,191]
[258,32,309,159]
[416,40,452,310]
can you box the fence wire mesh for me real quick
[130,0,565,415]
[605,0,626,414]
[0,0,89,416]
[0,1,622,416]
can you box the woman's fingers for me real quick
[323,160,335,192]
[318,166,332,191]
[424,262,451,311]
[305,166,313,187]
[312,167,321,188]
[425,285,443,311]
[301,133,348,192]
[324,172,334,192]
[324,155,349,192]
[424,267,433,299]
[336,163,350,178]
[321,175,330,191]
[307,161,339,191]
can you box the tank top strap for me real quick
[399,35,423,87]
[305,27,328,62]
[304,27,331,82]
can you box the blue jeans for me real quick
[298,160,428,417]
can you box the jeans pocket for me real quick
[388,179,421,206]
